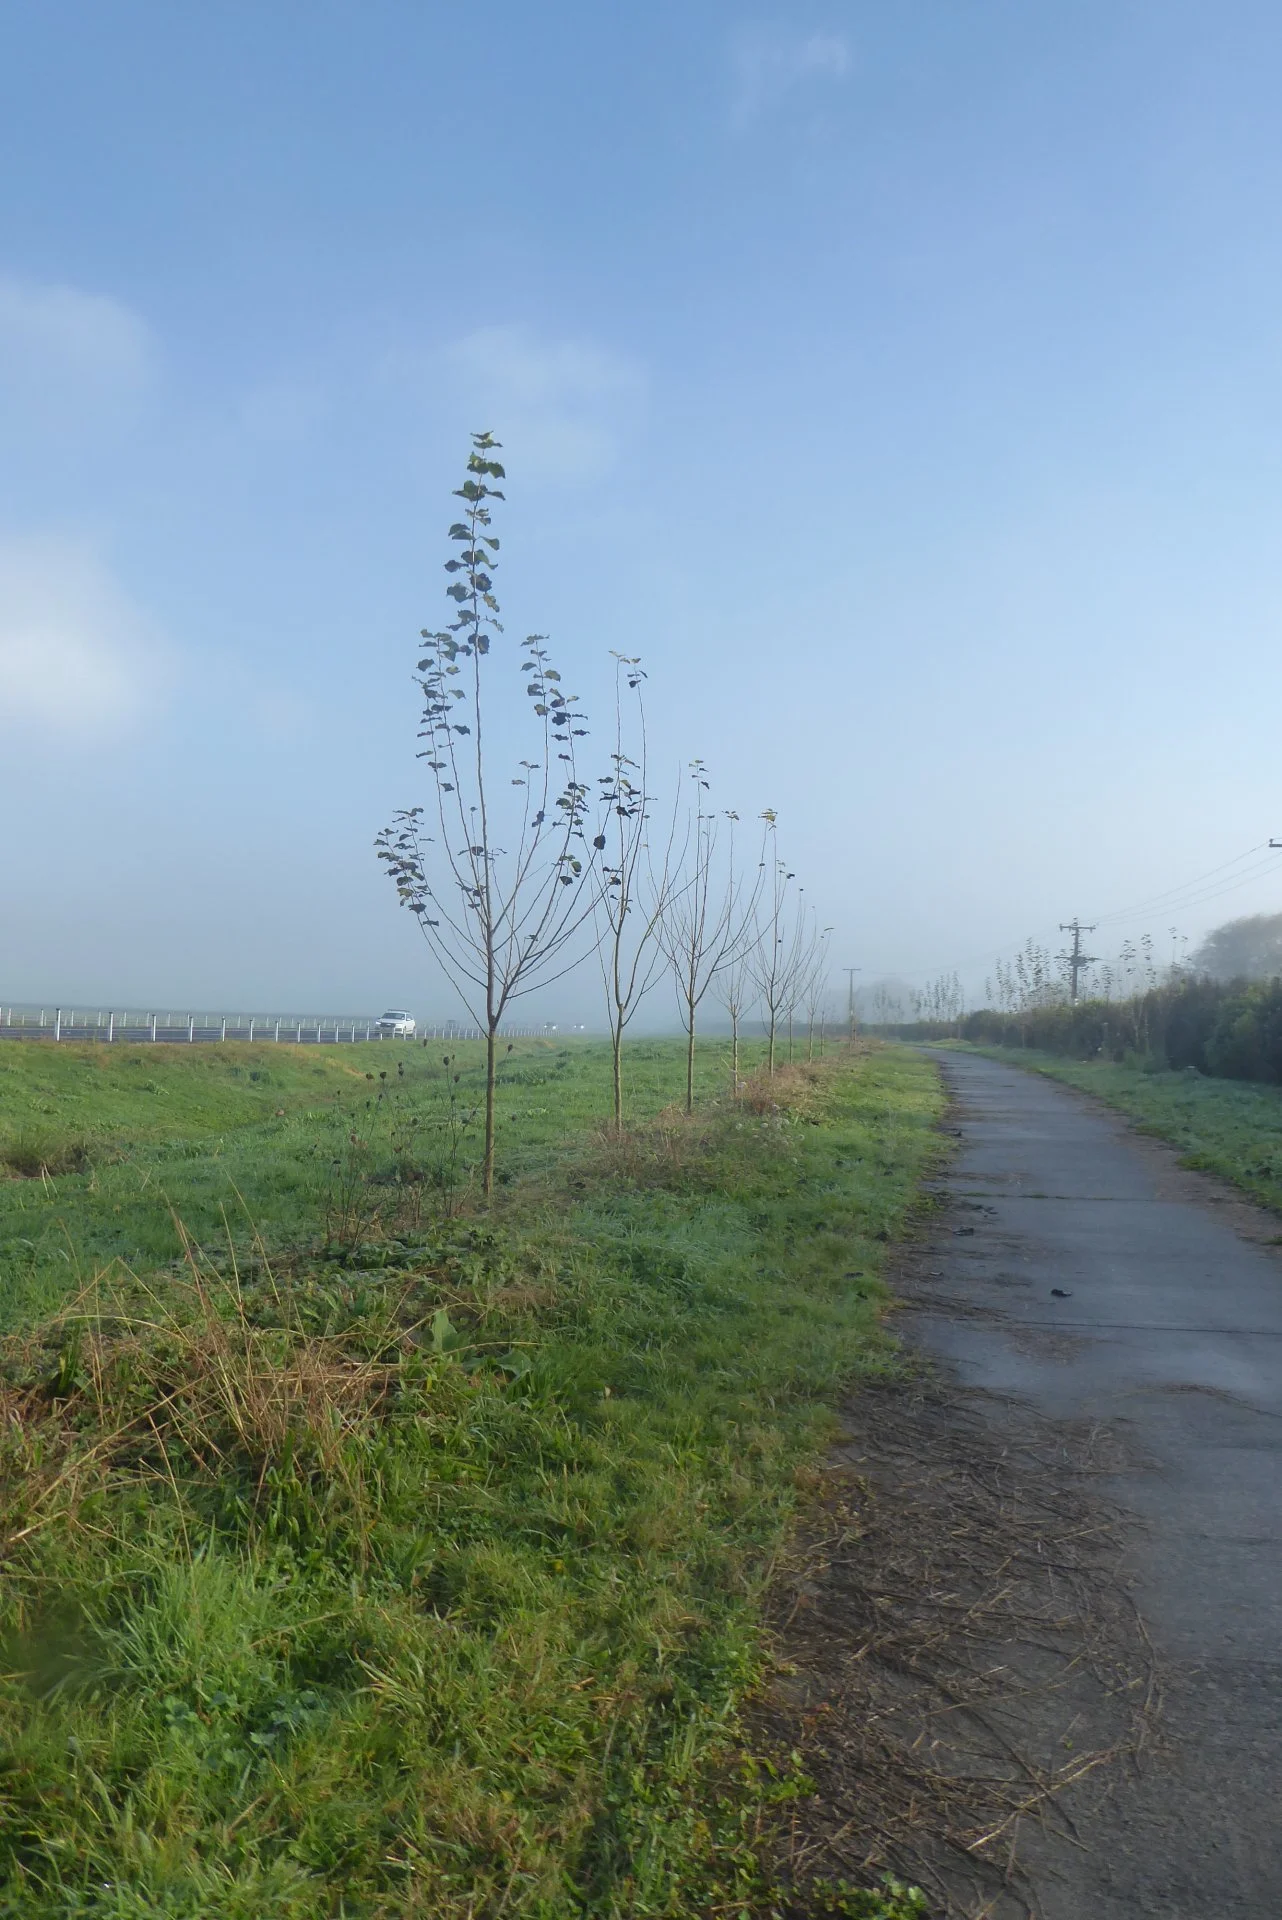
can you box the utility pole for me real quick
[843,965,861,1042]
[1058,920,1099,1005]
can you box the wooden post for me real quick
[108,1011,115,1043]
[54,1008,62,1042]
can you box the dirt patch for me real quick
[756,1375,1158,1919]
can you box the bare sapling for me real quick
[718,943,755,1096]
[594,655,684,1131]
[746,828,810,1075]
[658,764,766,1112]
[778,893,819,1066]
[780,905,813,1065]
[801,917,834,1060]
[376,434,594,1196]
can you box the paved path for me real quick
[915,1051,1282,1918]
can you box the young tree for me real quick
[595,655,683,1131]
[868,979,908,1026]
[376,434,594,1195]
[915,972,965,1028]
[780,899,819,1065]
[801,919,834,1061]
[717,940,757,1095]
[659,765,765,1112]
[747,830,809,1075]
[716,807,774,1089]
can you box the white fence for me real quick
[0,1007,558,1046]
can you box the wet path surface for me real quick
[912,1052,1282,1916]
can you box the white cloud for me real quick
[441,326,644,482]
[729,26,851,128]
[0,276,152,431]
[0,536,166,741]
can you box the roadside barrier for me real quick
[0,1009,555,1045]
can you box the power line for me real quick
[1089,843,1275,927]
[859,844,1282,990]
[882,842,1281,983]
[1092,860,1280,926]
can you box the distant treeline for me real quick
[886,976,1282,1085]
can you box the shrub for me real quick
[1205,980,1282,1083]
[945,975,1282,1087]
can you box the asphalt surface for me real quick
[914,1051,1282,1918]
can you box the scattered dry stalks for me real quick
[737,1060,828,1118]
[756,1376,1159,1920]
[0,1233,452,1555]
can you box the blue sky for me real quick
[2,0,1281,1019]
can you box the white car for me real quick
[375,1010,417,1039]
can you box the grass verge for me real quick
[947,1045,1282,1217]
[0,1043,943,1918]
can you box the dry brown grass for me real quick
[756,1376,1158,1920]
[576,1102,714,1188]
[0,1132,94,1179]
[737,1060,830,1117]
[0,1240,446,1556]
[554,1053,870,1201]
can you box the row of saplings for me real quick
[376,433,840,1194]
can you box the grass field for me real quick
[0,1036,943,1919]
[0,1036,783,1330]
[951,1046,1282,1217]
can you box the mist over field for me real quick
[2,2,1280,1023]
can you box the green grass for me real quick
[0,1036,784,1330]
[953,1045,1282,1216]
[0,1039,943,1919]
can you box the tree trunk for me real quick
[731,1010,739,1095]
[482,1023,497,1197]
[612,1023,624,1133]
[767,1012,776,1076]
[685,1010,696,1114]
